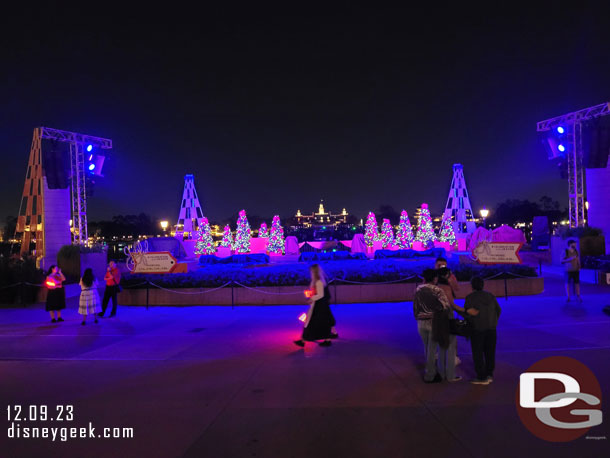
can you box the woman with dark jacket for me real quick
[45,265,66,323]
[294,264,337,347]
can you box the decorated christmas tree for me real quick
[380,218,394,248]
[233,209,251,253]
[438,213,456,244]
[220,224,233,248]
[258,222,269,238]
[194,217,216,255]
[364,212,379,247]
[268,215,285,254]
[415,203,437,246]
[395,210,414,249]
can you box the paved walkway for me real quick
[0,277,608,457]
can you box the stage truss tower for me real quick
[175,174,205,239]
[443,163,476,234]
[537,102,610,228]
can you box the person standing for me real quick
[413,269,458,383]
[99,261,121,318]
[294,264,336,347]
[45,265,66,323]
[437,267,464,368]
[465,277,501,385]
[79,268,100,325]
[561,239,582,303]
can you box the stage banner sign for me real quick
[133,251,178,274]
[472,241,522,264]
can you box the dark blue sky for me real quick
[2,5,609,224]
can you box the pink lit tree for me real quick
[395,210,414,249]
[415,203,436,247]
[233,210,251,253]
[380,218,394,248]
[268,215,285,254]
[194,217,216,255]
[364,212,379,247]
[258,222,269,238]
[220,224,233,248]
[438,213,456,244]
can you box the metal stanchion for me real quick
[146,281,149,310]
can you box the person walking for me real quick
[465,277,501,385]
[45,265,66,323]
[99,261,121,318]
[561,239,582,303]
[413,269,459,383]
[294,264,336,347]
[79,268,100,325]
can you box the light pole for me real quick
[479,208,489,228]
[160,220,168,236]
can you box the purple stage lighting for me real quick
[556,126,565,134]
[88,163,96,171]
[86,144,93,152]
[558,144,566,152]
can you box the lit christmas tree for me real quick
[233,209,251,253]
[220,225,233,248]
[395,210,414,249]
[268,215,285,254]
[415,203,437,246]
[258,222,269,238]
[364,212,379,247]
[194,217,216,255]
[380,218,394,248]
[438,213,456,244]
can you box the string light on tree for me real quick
[233,209,252,253]
[364,212,379,247]
[438,213,456,245]
[220,224,234,248]
[194,217,216,255]
[258,222,269,238]
[395,210,414,249]
[268,215,285,254]
[380,218,394,248]
[415,203,437,247]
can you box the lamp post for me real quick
[479,208,489,228]
[160,220,168,236]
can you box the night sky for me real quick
[2,6,610,224]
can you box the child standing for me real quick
[79,268,100,325]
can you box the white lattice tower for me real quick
[443,163,476,234]
[175,174,205,238]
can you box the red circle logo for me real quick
[516,356,602,442]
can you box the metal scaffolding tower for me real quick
[537,102,610,228]
[16,127,112,254]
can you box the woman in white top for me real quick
[294,264,336,347]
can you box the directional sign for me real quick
[472,241,522,265]
[132,251,178,274]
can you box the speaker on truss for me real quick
[583,116,610,169]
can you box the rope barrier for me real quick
[328,275,421,285]
[146,281,233,295]
[232,281,304,295]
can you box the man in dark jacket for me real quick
[465,277,501,385]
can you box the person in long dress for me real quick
[79,268,100,325]
[45,265,66,323]
[294,264,336,347]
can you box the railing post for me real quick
[146,281,149,310]
[231,282,235,309]
[504,276,508,301]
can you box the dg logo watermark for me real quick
[516,356,603,442]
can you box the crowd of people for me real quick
[45,261,121,325]
[295,258,502,386]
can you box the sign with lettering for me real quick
[472,241,522,264]
[132,251,178,274]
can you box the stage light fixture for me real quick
[88,164,96,171]
[556,126,565,134]
[558,144,566,152]
[86,144,93,152]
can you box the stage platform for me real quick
[0,276,608,457]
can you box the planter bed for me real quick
[118,277,544,306]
